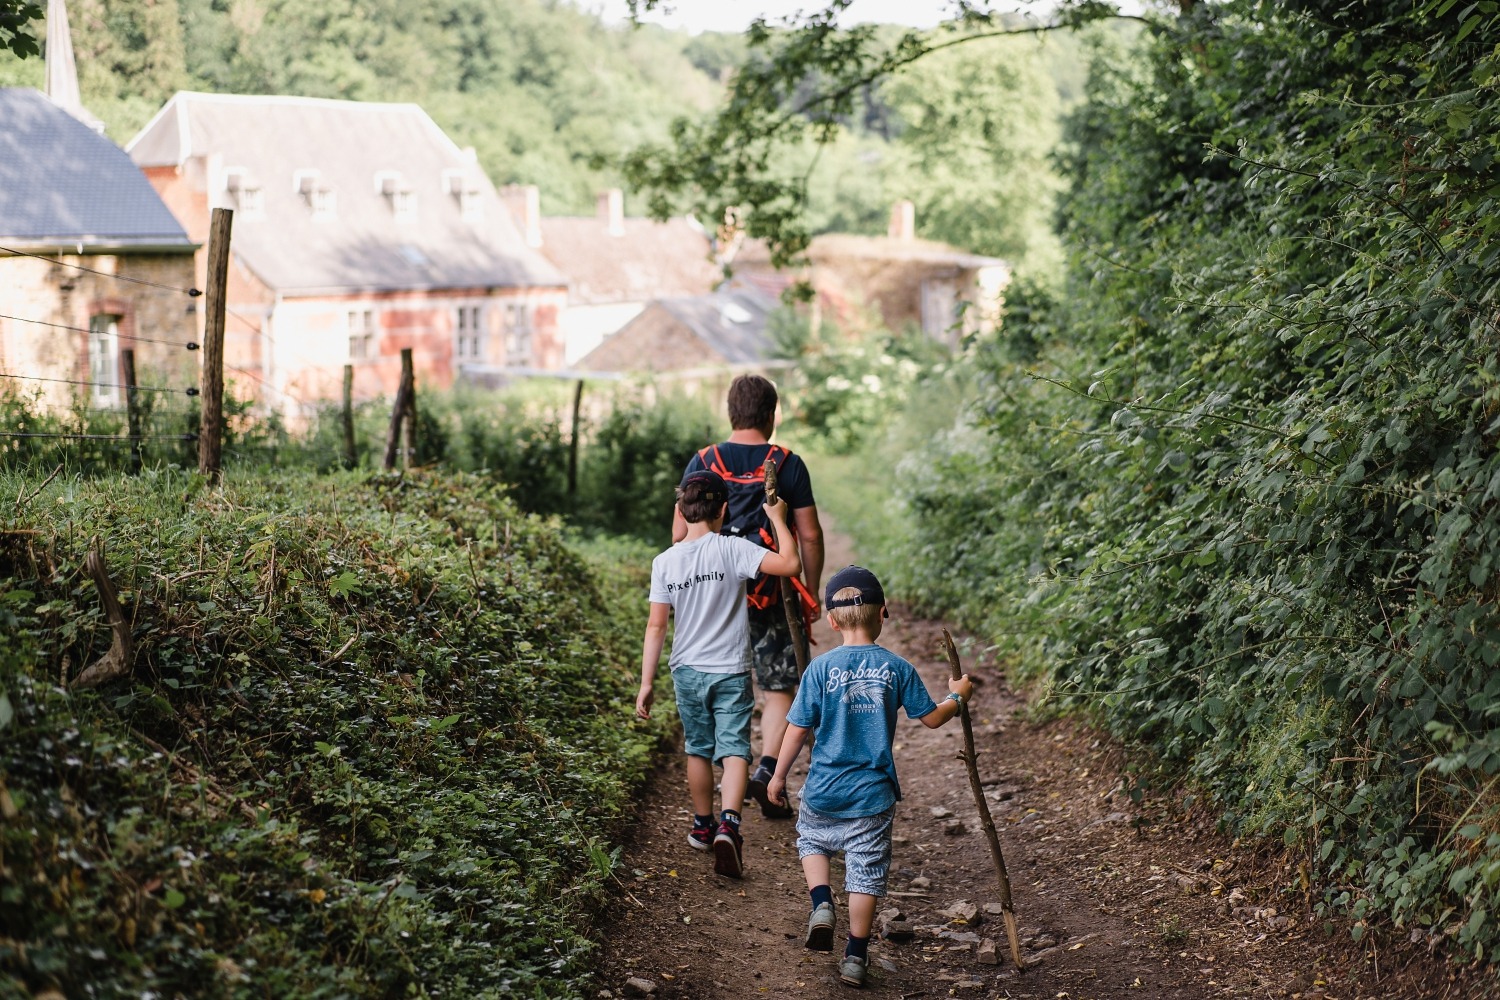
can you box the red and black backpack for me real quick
[696,443,792,610]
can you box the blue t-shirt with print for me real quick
[786,643,938,819]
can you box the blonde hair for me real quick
[829,586,882,631]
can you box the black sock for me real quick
[810,884,833,910]
[720,809,741,829]
[693,814,713,829]
[759,754,777,773]
[845,934,869,960]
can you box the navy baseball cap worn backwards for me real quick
[825,565,885,609]
[679,469,728,503]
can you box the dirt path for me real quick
[596,529,1485,1000]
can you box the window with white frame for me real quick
[348,309,376,361]
[504,303,531,363]
[89,314,121,407]
[455,305,484,363]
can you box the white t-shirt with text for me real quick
[649,533,769,673]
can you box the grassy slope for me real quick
[0,469,659,999]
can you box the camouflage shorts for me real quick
[748,604,801,692]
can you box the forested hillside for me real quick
[0,0,1097,272]
[0,0,722,214]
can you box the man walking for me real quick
[676,374,825,818]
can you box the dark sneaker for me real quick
[746,763,794,819]
[687,817,713,852]
[805,902,836,951]
[712,821,743,877]
[838,955,868,988]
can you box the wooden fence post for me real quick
[567,378,584,497]
[342,363,356,470]
[402,348,418,468]
[120,348,142,475]
[383,348,414,471]
[198,207,232,483]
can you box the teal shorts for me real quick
[671,667,753,765]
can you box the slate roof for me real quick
[537,215,718,305]
[0,88,193,252]
[655,283,777,364]
[127,92,565,294]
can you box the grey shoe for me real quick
[838,954,868,988]
[805,902,836,951]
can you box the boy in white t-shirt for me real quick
[637,469,802,877]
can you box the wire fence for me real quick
[0,245,201,297]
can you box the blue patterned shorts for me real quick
[796,802,896,897]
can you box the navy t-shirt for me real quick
[786,644,938,818]
[683,443,816,511]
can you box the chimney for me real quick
[500,184,542,248]
[598,188,625,237]
[888,199,915,241]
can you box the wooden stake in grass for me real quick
[942,627,1025,969]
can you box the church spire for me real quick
[45,0,103,131]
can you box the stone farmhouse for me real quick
[0,88,199,414]
[733,200,1010,346]
[500,185,721,365]
[127,93,567,413]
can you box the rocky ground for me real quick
[595,531,1494,1000]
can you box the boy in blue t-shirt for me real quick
[767,566,973,988]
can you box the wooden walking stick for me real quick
[764,457,810,675]
[942,627,1025,969]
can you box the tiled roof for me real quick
[127,92,565,294]
[0,88,193,251]
[537,215,719,305]
[656,283,778,364]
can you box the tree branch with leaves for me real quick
[621,0,1152,269]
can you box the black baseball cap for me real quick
[678,469,728,503]
[825,565,885,609]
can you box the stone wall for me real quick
[0,253,201,413]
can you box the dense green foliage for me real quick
[0,469,660,997]
[855,0,1500,961]
[624,4,1128,277]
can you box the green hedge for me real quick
[0,469,658,998]
[841,0,1500,963]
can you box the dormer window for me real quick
[224,168,264,218]
[443,169,483,223]
[295,169,336,220]
[376,171,416,222]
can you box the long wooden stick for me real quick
[764,457,809,675]
[942,627,1024,969]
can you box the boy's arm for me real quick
[792,504,825,615]
[767,721,811,807]
[757,498,802,578]
[918,674,975,729]
[636,602,672,719]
